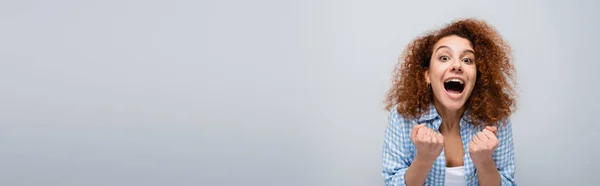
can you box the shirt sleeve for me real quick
[494,118,517,186]
[382,107,413,186]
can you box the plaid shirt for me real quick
[382,104,516,186]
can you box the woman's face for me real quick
[425,35,477,111]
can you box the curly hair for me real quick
[384,18,516,125]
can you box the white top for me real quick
[445,166,466,186]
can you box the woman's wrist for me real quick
[474,159,501,186]
[405,155,437,186]
[473,156,495,168]
[413,155,436,168]
[474,158,500,180]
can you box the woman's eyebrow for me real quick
[463,49,475,55]
[435,45,451,53]
[435,46,475,55]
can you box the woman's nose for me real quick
[450,60,463,72]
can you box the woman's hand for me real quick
[469,126,499,165]
[410,124,444,163]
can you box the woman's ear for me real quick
[424,69,431,84]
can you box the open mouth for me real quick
[443,78,465,94]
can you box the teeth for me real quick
[444,78,464,84]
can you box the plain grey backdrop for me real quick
[1,0,598,185]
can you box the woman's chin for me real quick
[433,88,471,111]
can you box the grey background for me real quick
[0,0,598,185]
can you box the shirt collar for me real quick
[416,103,440,124]
[416,103,474,128]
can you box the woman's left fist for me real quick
[468,126,499,165]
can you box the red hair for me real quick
[385,18,517,125]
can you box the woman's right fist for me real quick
[410,124,444,162]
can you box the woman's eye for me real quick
[440,56,450,61]
[462,58,473,63]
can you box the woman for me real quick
[382,19,517,186]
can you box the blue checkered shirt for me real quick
[382,104,516,186]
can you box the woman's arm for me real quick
[471,119,516,186]
[382,108,413,186]
[403,155,436,186]
[474,158,502,186]
[494,119,516,185]
[382,108,442,186]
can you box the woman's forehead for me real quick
[433,35,474,52]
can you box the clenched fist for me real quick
[469,126,499,165]
[410,124,444,162]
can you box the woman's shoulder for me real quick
[465,117,514,138]
[485,117,513,131]
[495,117,514,137]
[385,105,419,144]
[387,105,420,128]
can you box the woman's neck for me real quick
[433,99,466,132]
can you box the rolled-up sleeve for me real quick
[494,119,517,186]
[382,108,412,186]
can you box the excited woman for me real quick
[382,19,517,186]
